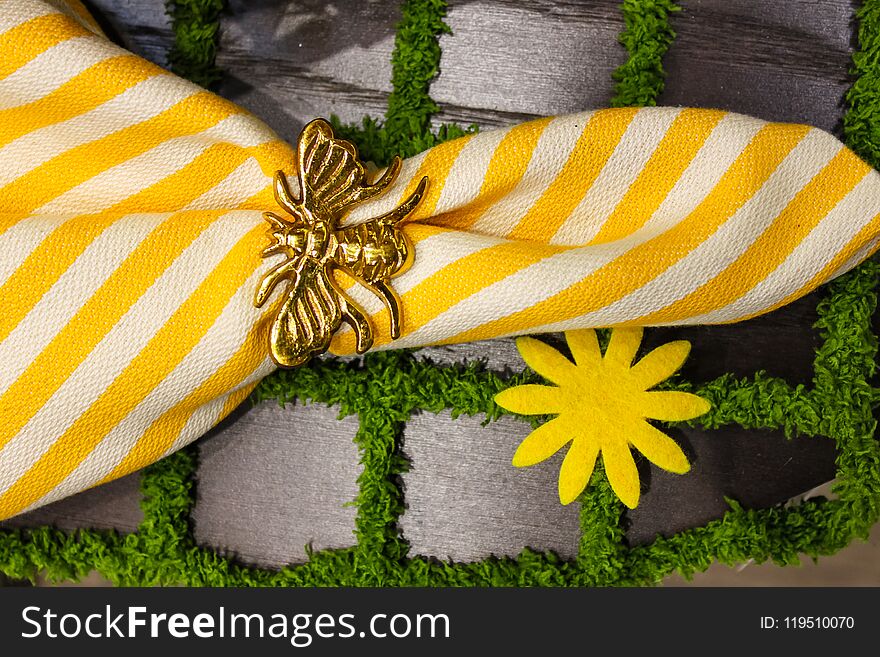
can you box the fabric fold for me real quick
[1,0,879,519]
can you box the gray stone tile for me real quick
[216,0,400,144]
[431,0,626,128]
[644,293,821,386]
[626,425,838,545]
[193,400,361,568]
[414,337,525,373]
[400,410,581,561]
[661,0,853,132]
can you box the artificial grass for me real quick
[1,0,879,586]
[331,0,474,165]
[164,0,227,89]
[611,0,680,107]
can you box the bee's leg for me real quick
[326,273,374,353]
[254,258,300,308]
[341,298,373,354]
[363,280,403,340]
[273,171,300,216]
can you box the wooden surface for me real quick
[83,0,172,66]
[14,0,875,580]
[661,0,854,133]
[400,411,582,561]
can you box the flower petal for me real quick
[495,384,563,415]
[515,336,576,385]
[600,435,641,508]
[603,327,643,370]
[558,433,599,505]
[565,329,601,368]
[627,420,690,474]
[640,390,711,421]
[630,340,691,390]
[512,416,574,467]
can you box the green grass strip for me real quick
[385,0,453,154]
[164,0,226,89]
[611,0,681,107]
[845,1,880,169]
[331,0,472,165]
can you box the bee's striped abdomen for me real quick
[333,220,411,282]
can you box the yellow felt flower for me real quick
[495,328,711,508]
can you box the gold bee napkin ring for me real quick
[254,119,428,367]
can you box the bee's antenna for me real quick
[376,176,428,226]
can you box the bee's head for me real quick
[261,211,307,259]
[282,226,308,254]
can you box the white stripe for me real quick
[553,110,757,247]
[44,0,101,36]
[0,210,260,496]
[35,113,271,214]
[0,71,192,187]
[472,112,594,237]
[635,112,764,238]
[0,213,163,397]
[823,230,880,284]
[0,36,117,110]
[0,1,57,38]
[550,107,681,245]
[683,172,880,324]
[183,156,270,210]
[28,266,274,510]
[0,214,76,287]
[524,128,843,333]
[430,126,508,216]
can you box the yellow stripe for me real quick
[444,123,811,344]
[219,382,260,423]
[0,226,266,518]
[62,0,104,33]
[243,140,296,187]
[509,108,639,241]
[0,211,40,236]
[101,318,275,483]
[331,224,573,352]
[588,108,725,245]
[0,211,221,454]
[0,12,87,80]
[405,134,475,222]
[0,139,257,346]
[0,54,163,149]
[726,212,880,324]
[0,90,242,213]
[636,146,871,323]
[430,117,552,231]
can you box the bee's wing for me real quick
[297,119,402,219]
[268,261,343,367]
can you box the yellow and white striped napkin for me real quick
[1,0,879,520]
